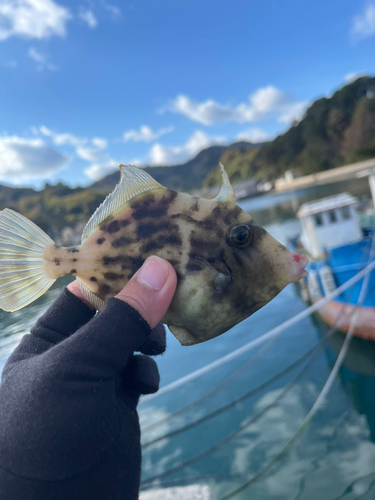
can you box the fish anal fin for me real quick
[77,278,106,311]
[168,324,199,346]
[81,165,164,243]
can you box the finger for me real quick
[115,256,177,330]
[121,355,160,395]
[67,280,96,310]
[138,323,166,356]
[12,257,175,380]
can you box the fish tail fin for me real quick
[0,209,56,312]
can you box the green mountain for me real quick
[202,144,262,188]
[0,76,374,237]
[92,141,260,192]
[250,76,375,179]
[0,182,105,234]
[0,142,259,235]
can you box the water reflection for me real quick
[0,277,73,373]
[1,178,375,499]
[316,316,375,444]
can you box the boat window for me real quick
[341,206,351,219]
[328,210,337,223]
[314,214,323,226]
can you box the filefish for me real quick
[0,164,308,346]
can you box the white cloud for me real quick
[236,127,269,143]
[165,86,307,125]
[101,1,122,20]
[28,47,44,64]
[91,137,108,149]
[28,47,57,71]
[39,126,87,147]
[79,9,98,28]
[52,132,84,147]
[149,130,226,166]
[0,0,71,41]
[84,159,119,181]
[0,135,70,183]
[344,71,368,83]
[351,3,375,41]
[277,101,307,124]
[76,147,101,162]
[39,126,108,162]
[167,95,235,125]
[123,125,174,143]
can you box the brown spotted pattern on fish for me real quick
[0,164,308,345]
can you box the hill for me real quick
[249,76,375,179]
[0,142,260,236]
[92,141,260,192]
[0,76,374,238]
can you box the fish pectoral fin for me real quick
[194,256,231,292]
[77,278,106,311]
[167,324,199,346]
[81,165,164,243]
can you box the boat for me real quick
[291,192,375,341]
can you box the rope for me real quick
[140,259,375,405]
[217,236,375,500]
[141,280,369,448]
[142,342,321,449]
[141,333,280,434]
[141,244,375,489]
[140,302,356,486]
[141,264,365,434]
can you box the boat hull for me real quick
[312,295,375,341]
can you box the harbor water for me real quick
[1,177,375,499]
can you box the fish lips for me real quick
[288,253,309,282]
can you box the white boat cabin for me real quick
[297,193,362,258]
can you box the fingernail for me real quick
[137,257,168,291]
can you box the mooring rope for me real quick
[217,237,375,500]
[139,258,375,405]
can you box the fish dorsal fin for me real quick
[82,165,163,242]
[212,163,236,203]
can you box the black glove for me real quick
[0,287,166,485]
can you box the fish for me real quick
[0,164,308,346]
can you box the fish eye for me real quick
[227,224,251,247]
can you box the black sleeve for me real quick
[0,287,152,481]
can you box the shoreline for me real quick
[274,158,375,192]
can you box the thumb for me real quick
[115,256,177,329]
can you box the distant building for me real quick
[284,170,296,183]
[275,169,297,189]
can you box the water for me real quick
[1,177,375,499]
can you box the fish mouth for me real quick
[288,253,309,283]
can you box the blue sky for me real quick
[0,0,374,189]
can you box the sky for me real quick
[0,0,374,189]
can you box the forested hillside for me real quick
[249,76,375,179]
[0,76,374,236]
[92,142,260,192]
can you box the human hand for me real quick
[67,255,177,396]
[0,256,177,486]
[67,254,177,329]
